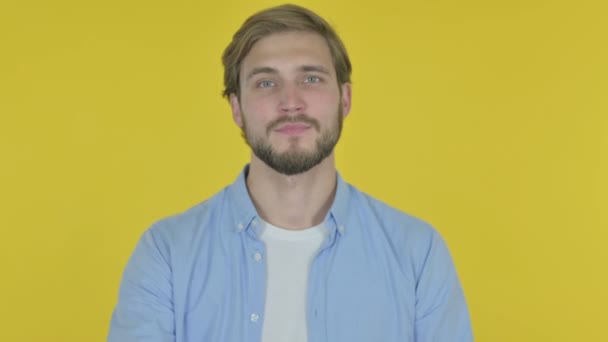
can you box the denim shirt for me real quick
[108,166,473,341]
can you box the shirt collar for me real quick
[226,164,351,235]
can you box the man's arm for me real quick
[108,226,175,342]
[414,230,473,341]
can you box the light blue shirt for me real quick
[108,166,473,341]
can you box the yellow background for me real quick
[1,0,606,340]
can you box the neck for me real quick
[246,154,337,230]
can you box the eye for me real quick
[304,76,321,83]
[257,80,275,88]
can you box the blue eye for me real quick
[258,80,274,88]
[304,76,320,83]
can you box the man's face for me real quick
[229,31,351,176]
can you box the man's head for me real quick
[222,4,352,100]
[222,4,352,175]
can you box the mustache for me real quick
[267,114,320,134]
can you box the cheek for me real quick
[240,97,277,132]
[241,93,277,116]
[304,90,341,115]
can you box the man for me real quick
[108,4,472,342]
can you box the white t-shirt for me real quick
[259,220,327,342]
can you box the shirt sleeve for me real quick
[108,226,175,342]
[414,230,473,341]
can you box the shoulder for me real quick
[143,186,230,248]
[345,184,445,261]
[346,183,454,276]
[348,183,436,239]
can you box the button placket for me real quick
[242,226,266,339]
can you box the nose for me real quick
[278,83,306,115]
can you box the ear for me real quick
[229,93,244,128]
[340,82,352,119]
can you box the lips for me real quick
[275,123,311,135]
[267,114,320,136]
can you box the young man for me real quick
[108,4,472,342]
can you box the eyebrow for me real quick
[298,65,331,75]
[245,65,331,82]
[245,67,278,82]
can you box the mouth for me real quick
[274,123,312,135]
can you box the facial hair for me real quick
[241,106,343,176]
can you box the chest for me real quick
[172,231,417,342]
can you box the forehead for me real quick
[240,31,335,76]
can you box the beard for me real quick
[241,106,343,176]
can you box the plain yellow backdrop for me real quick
[1,0,606,340]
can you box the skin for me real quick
[229,31,352,230]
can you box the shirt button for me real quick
[250,313,259,322]
[237,223,244,231]
[253,252,262,262]
[252,219,258,227]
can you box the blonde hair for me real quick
[222,4,352,98]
